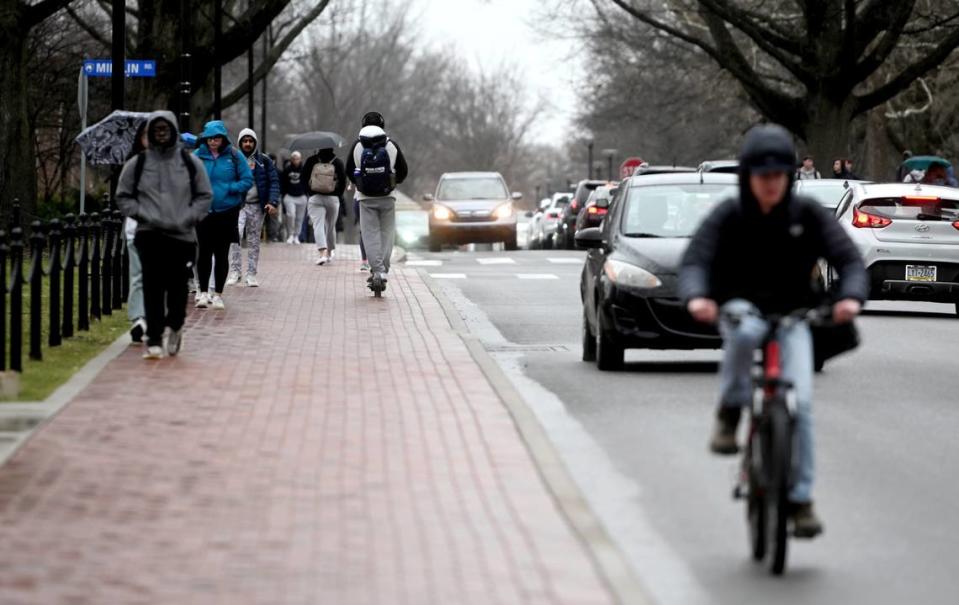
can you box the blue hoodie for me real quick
[194,120,254,213]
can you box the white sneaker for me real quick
[165,328,183,356]
[226,271,241,286]
[130,318,147,344]
[246,275,259,287]
[293,237,301,245]
[330,250,336,259]
[143,345,163,360]
[315,255,328,266]
[211,294,226,310]
[286,236,295,244]
[195,293,210,308]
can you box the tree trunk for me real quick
[803,95,856,176]
[0,25,37,222]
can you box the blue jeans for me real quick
[718,299,815,503]
[126,239,144,322]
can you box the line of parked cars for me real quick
[572,161,959,372]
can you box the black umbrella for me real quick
[75,110,151,165]
[287,131,346,153]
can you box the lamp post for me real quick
[179,0,192,134]
[587,141,594,179]
[213,0,222,119]
[602,149,618,181]
[110,0,126,200]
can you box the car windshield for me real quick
[859,196,959,220]
[554,198,570,208]
[798,183,849,208]
[438,177,508,200]
[622,184,736,237]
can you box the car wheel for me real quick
[504,231,519,251]
[543,234,553,250]
[955,301,959,317]
[564,227,576,250]
[595,322,624,371]
[428,235,442,253]
[582,309,597,362]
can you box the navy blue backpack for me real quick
[357,134,395,197]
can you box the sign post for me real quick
[77,67,89,214]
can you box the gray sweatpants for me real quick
[308,195,339,251]
[358,196,396,277]
[126,239,144,321]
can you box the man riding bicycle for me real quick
[679,125,868,537]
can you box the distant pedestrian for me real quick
[843,159,861,180]
[303,147,346,265]
[229,128,280,288]
[116,111,213,359]
[346,111,409,292]
[896,150,913,182]
[194,120,254,310]
[795,156,821,180]
[282,151,308,244]
[831,159,849,179]
[125,120,149,344]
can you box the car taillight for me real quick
[853,207,892,228]
[548,211,560,218]
[953,220,959,231]
[587,207,607,215]
[571,200,579,210]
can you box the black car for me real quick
[577,172,739,370]
[574,184,618,233]
[557,179,607,250]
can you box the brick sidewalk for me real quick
[0,244,614,604]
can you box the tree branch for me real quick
[25,0,73,27]
[66,5,110,49]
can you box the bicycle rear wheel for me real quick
[767,403,792,575]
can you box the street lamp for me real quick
[587,141,594,179]
[602,149,618,181]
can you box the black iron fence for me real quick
[2,199,128,374]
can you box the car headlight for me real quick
[400,229,418,244]
[433,205,452,220]
[603,259,662,289]
[494,202,513,219]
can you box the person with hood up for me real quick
[116,111,213,359]
[228,127,280,287]
[302,147,346,265]
[193,120,254,309]
[679,124,868,538]
[345,111,408,291]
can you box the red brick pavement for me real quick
[0,245,614,605]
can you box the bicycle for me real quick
[728,306,828,575]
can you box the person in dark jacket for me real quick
[679,124,868,538]
[116,111,213,359]
[302,147,346,265]
[228,127,279,287]
[830,158,849,179]
[281,151,308,244]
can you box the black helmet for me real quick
[738,124,796,175]
[362,111,385,128]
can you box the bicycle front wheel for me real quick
[767,403,793,575]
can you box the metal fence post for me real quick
[47,219,62,347]
[62,214,76,339]
[9,227,24,372]
[90,212,101,321]
[112,210,123,310]
[78,214,90,332]
[101,213,113,317]
[28,221,44,361]
[0,230,7,372]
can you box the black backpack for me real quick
[131,148,199,200]
[356,135,395,197]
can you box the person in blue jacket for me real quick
[193,120,254,310]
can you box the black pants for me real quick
[135,231,196,347]
[196,207,239,294]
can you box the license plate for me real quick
[905,265,937,282]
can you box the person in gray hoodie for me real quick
[116,111,213,359]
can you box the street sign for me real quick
[82,59,157,78]
[620,157,645,179]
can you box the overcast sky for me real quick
[415,0,579,140]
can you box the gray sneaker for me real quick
[709,406,741,455]
[165,328,183,357]
[790,501,824,539]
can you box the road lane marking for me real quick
[477,257,517,265]
[406,260,443,267]
[517,273,559,280]
[547,257,584,264]
[429,273,467,279]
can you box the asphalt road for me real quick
[409,247,959,605]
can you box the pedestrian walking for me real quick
[115,111,213,359]
[303,147,346,265]
[282,151,308,244]
[346,111,409,292]
[795,156,820,180]
[831,159,849,179]
[194,120,254,310]
[843,159,861,180]
[228,128,280,288]
[125,120,149,344]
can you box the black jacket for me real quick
[301,151,347,198]
[679,192,868,314]
[282,163,308,197]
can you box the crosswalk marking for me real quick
[476,257,517,265]
[517,273,559,280]
[407,260,443,267]
[429,273,467,279]
[547,257,583,264]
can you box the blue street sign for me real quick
[82,59,157,78]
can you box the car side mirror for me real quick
[524,211,534,218]
[423,193,434,202]
[511,192,523,200]
[575,227,604,249]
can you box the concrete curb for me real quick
[0,333,130,467]
[418,269,653,605]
